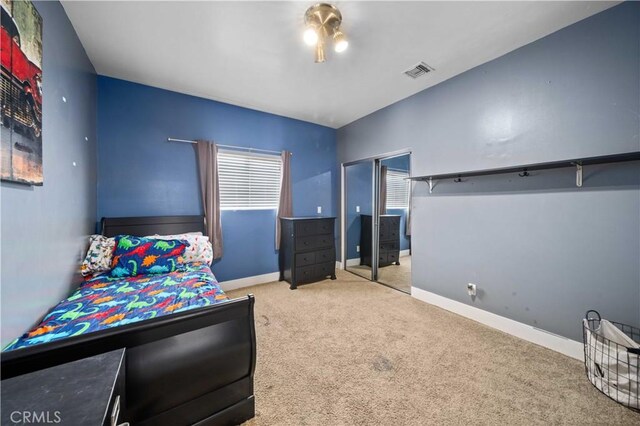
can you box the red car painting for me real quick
[1,5,42,138]
[1,1,43,185]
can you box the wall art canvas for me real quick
[1,0,43,185]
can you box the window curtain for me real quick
[276,151,293,250]
[195,140,223,259]
[379,165,388,215]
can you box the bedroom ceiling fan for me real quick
[302,3,348,63]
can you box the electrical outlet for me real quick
[467,283,477,297]
[356,245,360,253]
[356,205,360,213]
[317,206,322,214]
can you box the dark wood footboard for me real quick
[1,295,256,425]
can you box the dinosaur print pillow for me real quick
[81,234,116,277]
[110,235,188,277]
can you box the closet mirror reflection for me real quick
[345,161,374,281]
[376,154,411,293]
[344,153,411,293]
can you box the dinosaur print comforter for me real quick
[4,263,228,351]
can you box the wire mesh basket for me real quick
[583,310,640,411]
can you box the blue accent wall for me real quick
[1,1,97,346]
[338,2,640,341]
[97,77,337,282]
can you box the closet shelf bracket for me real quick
[412,151,640,191]
[573,162,583,187]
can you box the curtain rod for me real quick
[167,138,286,156]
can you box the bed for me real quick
[1,215,256,426]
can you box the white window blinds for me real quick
[218,150,282,210]
[386,169,410,209]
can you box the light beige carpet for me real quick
[228,271,640,425]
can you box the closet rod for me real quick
[167,138,286,156]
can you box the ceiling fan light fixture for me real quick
[302,3,347,62]
[333,31,348,53]
[315,39,326,63]
[303,27,318,46]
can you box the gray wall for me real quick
[1,1,97,346]
[337,2,639,341]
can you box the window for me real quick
[386,169,410,209]
[218,150,282,210]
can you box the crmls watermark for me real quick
[9,411,62,424]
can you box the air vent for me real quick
[404,62,433,79]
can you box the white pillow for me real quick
[149,233,213,265]
[158,231,203,237]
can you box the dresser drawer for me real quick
[387,225,400,240]
[379,222,392,240]
[315,219,334,235]
[316,248,335,264]
[295,252,316,267]
[380,242,399,251]
[380,227,400,241]
[295,265,317,283]
[295,221,319,236]
[315,262,335,278]
[386,250,399,264]
[295,219,333,236]
[296,234,333,251]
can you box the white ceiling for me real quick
[61,1,618,129]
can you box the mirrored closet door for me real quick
[343,153,411,294]
[376,154,411,293]
[344,160,374,281]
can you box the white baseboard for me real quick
[220,271,280,291]
[411,287,584,361]
[346,257,360,267]
[400,249,410,258]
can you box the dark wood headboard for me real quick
[101,215,206,237]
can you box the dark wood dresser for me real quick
[279,217,336,289]
[360,214,401,267]
[1,349,125,426]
